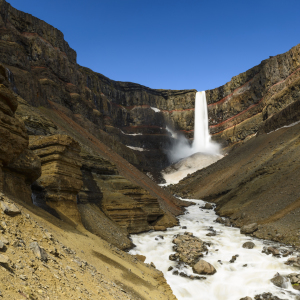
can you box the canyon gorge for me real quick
[0,0,300,299]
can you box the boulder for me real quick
[29,242,48,262]
[135,255,146,262]
[192,260,216,275]
[242,242,255,249]
[240,223,258,234]
[270,273,288,288]
[0,254,9,266]
[0,201,21,215]
[170,232,207,266]
[203,203,213,210]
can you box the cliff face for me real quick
[207,45,300,147]
[2,0,300,164]
[0,0,197,175]
[0,65,40,203]
[0,0,191,254]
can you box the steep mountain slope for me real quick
[0,193,176,300]
[171,100,300,247]
[0,0,193,253]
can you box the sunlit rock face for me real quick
[1,0,300,173]
[206,44,300,148]
[29,135,83,224]
[0,65,41,202]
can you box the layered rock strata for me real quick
[2,0,300,164]
[0,64,40,202]
[13,93,185,235]
[0,0,196,171]
[79,152,165,234]
[206,44,300,147]
[29,135,83,224]
[78,151,157,248]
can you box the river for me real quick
[129,199,299,300]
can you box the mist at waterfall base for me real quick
[163,91,222,185]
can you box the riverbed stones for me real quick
[240,223,258,234]
[206,231,216,237]
[266,247,280,256]
[216,217,225,224]
[270,273,288,288]
[254,292,285,300]
[242,241,255,249]
[287,273,300,283]
[287,273,300,289]
[285,256,300,267]
[229,255,238,263]
[170,232,208,266]
[192,260,216,275]
[203,203,213,210]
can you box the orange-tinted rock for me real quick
[0,71,40,203]
[30,135,83,224]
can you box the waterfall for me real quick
[192,91,210,152]
[167,91,220,163]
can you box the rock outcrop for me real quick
[0,64,40,202]
[206,44,300,147]
[0,4,187,244]
[0,0,197,172]
[29,135,83,224]
[78,151,159,248]
[169,232,208,266]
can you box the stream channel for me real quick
[129,199,299,300]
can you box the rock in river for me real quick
[192,260,216,275]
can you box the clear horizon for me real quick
[7,0,300,91]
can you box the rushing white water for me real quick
[163,91,222,184]
[129,199,299,300]
[193,91,219,154]
[167,91,220,163]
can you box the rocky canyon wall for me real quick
[1,0,300,162]
[0,0,191,251]
[206,44,300,147]
[0,65,40,202]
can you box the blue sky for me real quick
[7,0,300,91]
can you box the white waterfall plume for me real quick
[167,91,220,164]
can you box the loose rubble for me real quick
[0,195,173,299]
